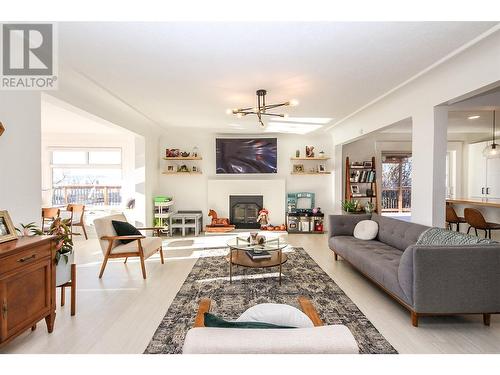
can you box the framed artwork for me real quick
[293,164,304,173]
[0,210,17,244]
[318,164,326,173]
[363,160,373,168]
[350,185,360,194]
[167,165,175,172]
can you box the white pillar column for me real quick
[333,143,343,214]
[411,106,448,227]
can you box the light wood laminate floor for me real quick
[2,229,499,354]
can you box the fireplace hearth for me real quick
[229,195,263,229]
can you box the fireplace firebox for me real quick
[229,195,263,229]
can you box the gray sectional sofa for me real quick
[328,213,500,326]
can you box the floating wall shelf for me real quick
[162,171,203,175]
[291,172,331,175]
[290,157,330,161]
[163,156,203,160]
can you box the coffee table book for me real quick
[246,250,272,260]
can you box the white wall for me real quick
[0,92,42,225]
[157,129,334,225]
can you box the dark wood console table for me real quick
[0,236,56,348]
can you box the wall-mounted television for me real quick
[216,138,277,174]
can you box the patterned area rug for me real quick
[144,247,397,354]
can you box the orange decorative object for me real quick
[205,209,235,233]
[208,209,230,226]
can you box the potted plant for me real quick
[41,218,74,286]
[17,219,74,286]
[341,199,360,214]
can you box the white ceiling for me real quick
[381,111,497,134]
[57,22,498,134]
[42,95,134,135]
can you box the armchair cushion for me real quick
[112,237,162,258]
[112,220,142,244]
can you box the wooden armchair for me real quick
[194,297,323,327]
[183,297,359,354]
[94,214,164,279]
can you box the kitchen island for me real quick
[446,198,500,240]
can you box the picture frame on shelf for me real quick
[305,146,315,158]
[363,160,373,168]
[178,164,190,172]
[318,164,326,173]
[192,166,198,172]
[0,210,17,244]
[167,165,175,172]
[350,185,360,195]
[293,164,304,173]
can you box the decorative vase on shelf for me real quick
[192,146,199,157]
[295,150,300,158]
[319,151,325,158]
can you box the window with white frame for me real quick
[50,148,123,206]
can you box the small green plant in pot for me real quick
[341,200,358,213]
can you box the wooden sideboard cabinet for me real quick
[0,236,56,348]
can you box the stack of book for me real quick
[246,250,272,260]
[350,169,375,183]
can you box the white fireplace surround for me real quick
[207,179,286,226]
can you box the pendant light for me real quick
[483,110,500,158]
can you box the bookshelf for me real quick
[345,156,379,213]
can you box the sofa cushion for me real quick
[330,236,410,304]
[371,213,429,251]
[353,220,379,240]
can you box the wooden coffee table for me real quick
[226,236,288,285]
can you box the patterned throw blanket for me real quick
[416,227,497,246]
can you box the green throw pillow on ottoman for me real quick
[204,313,293,329]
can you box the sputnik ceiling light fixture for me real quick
[227,89,298,128]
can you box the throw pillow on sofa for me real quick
[353,220,378,240]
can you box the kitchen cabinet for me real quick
[468,141,500,199]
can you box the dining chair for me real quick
[67,204,88,240]
[41,207,61,234]
[464,208,500,239]
[445,205,466,232]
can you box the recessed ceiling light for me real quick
[468,115,481,120]
[273,117,332,124]
[265,122,323,135]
